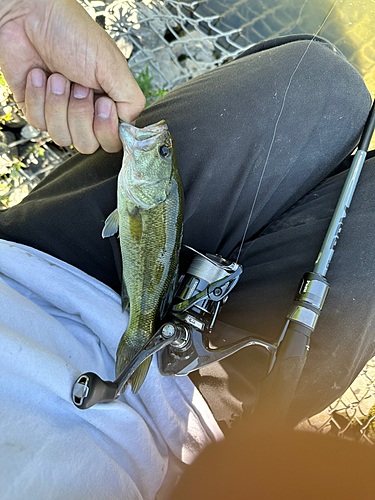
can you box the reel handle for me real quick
[71,323,182,409]
[72,373,117,409]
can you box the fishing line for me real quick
[235,0,342,265]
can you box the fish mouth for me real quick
[119,120,168,135]
[119,120,168,152]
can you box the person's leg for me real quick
[0,148,124,292]
[135,35,373,428]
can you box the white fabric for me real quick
[0,240,223,500]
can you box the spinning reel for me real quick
[72,246,276,409]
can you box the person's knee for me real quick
[270,37,371,161]
[289,37,370,112]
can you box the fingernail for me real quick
[73,84,89,99]
[96,98,111,119]
[31,69,44,88]
[50,74,66,95]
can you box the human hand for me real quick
[0,0,145,154]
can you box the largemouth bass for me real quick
[102,120,184,393]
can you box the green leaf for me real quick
[0,71,7,88]
[136,66,155,97]
[0,110,12,123]
[9,165,20,179]
[154,89,168,98]
[135,66,168,107]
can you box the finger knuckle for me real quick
[69,102,94,117]
[139,93,146,109]
[27,117,46,131]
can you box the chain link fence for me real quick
[1,0,375,441]
[84,0,375,100]
[298,357,375,443]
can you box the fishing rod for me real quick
[252,99,375,420]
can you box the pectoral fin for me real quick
[102,209,119,238]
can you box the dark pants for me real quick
[1,35,373,430]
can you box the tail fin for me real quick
[115,338,152,394]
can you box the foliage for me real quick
[0,72,6,87]
[136,66,168,107]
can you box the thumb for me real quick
[95,35,146,123]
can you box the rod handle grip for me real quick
[254,321,311,419]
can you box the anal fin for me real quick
[130,357,152,394]
[121,279,129,313]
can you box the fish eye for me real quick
[158,144,170,158]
